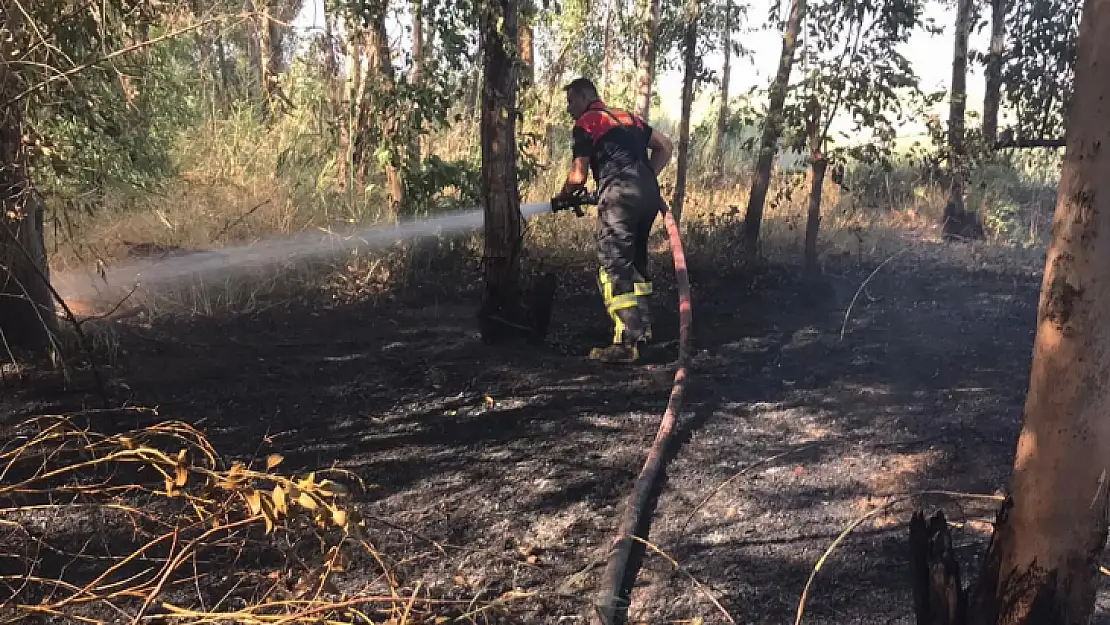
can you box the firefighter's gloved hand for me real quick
[551,187,590,216]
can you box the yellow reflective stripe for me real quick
[598,267,614,304]
[634,282,652,296]
[612,316,625,343]
[598,267,613,285]
[608,293,638,311]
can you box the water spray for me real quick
[54,199,578,316]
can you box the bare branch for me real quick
[4,14,251,107]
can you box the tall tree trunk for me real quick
[601,0,614,91]
[245,0,274,111]
[741,0,805,263]
[983,0,1007,147]
[804,97,825,275]
[477,0,524,343]
[964,0,1110,621]
[519,0,535,89]
[214,32,233,101]
[942,0,984,240]
[265,8,286,78]
[0,6,55,354]
[466,66,481,119]
[804,158,828,273]
[188,0,224,113]
[410,0,424,84]
[409,0,425,171]
[712,0,733,181]
[633,0,662,120]
[357,14,405,210]
[337,34,362,192]
[671,0,700,224]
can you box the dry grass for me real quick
[44,112,1053,338]
[0,410,530,624]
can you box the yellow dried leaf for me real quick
[331,507,347,528]
[297,492,318,511]
[259,497,277,534]
[317,480,349,498]
[246,490,262,515]
[272,485,286,515]
[164,477,176,496]
[177,448,187,463]
[266,454,283,470]
[174,464,188,487]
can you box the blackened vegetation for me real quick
[942,203,987,242]
[914,494,1110,625]
[478,269,558,345]
[1044,274,1082,333]
[910,510,966,625]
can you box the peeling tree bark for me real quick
[0,4,55,354]
[742,0,805,262]
[964,1,1110,621]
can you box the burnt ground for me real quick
[5,244,1110,624]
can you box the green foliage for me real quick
[782,0,926,170]
[15,1,203,197]
[997,0,1078,141]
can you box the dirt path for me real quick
[10,248,1110,623]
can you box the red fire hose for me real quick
[594,205,692,625]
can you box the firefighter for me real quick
[555,77,674,364]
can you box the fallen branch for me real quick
[0,413,528,625]
[839,248,911,340]
[632,536,735,624]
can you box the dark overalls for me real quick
[571,100,663,347]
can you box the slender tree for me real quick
[671,0,701,224]
[712,0,734,180]
[786,0,922,273]
[742,0,806,262]
[982,0,1007,147]
[941,0,984,240]
[633,0,663,120]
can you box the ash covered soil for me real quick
[8,245,1110,624]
